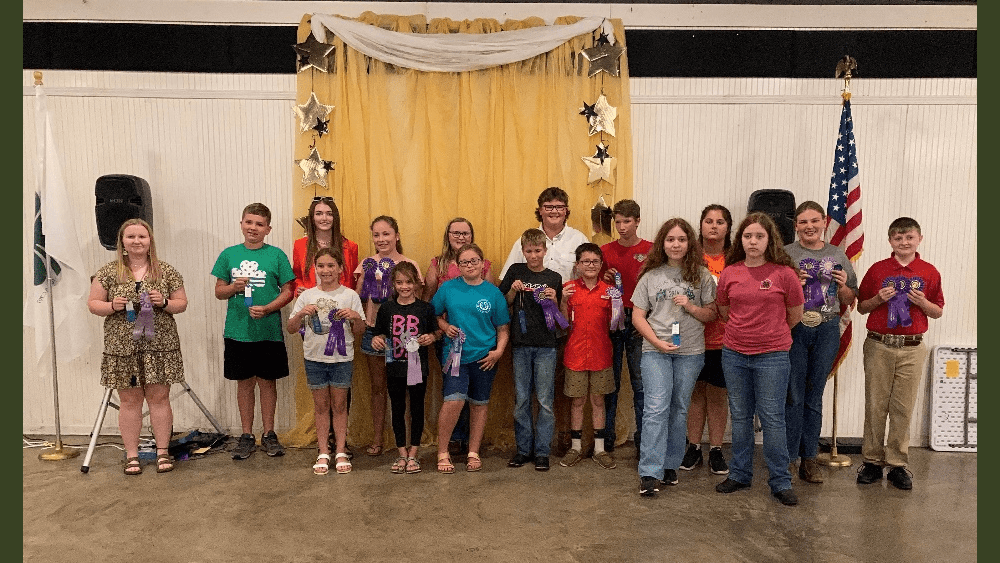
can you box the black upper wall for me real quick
[23,23,976,78]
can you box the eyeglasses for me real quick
[312,196,335,203]
[578,259,601,266]
[541,204,567,211]
[448,231,472,238]
[458,258,483,267]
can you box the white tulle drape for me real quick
[310,14,609,72]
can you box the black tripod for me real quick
[80,381,224,473]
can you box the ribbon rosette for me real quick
[375,258,396,303]
[324,309,348,356]
[403,331,423,386]
[799,258,825,310]
[606,286,625,331]
[358,258,379,301]
[884,276,926,329]
[443,329,466,378]
[133,292,155,341]
[533,287,569,331]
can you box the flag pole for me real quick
[35,71,79,462]
[816,58,856,468]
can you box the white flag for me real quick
[25,82,90,368]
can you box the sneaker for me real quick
[260,431,285,457]
[559,448,583,467]
[798,457,824,483]
[772,488,799,506]
[593,451,617,469]
[856,462,883,485]
[661,469,678,486]
[887,466,913,490]
[708,447,729,475]
[715,478,751,494]
[232,433,256,460]
[508,453,534,468]
[534,456,550,471]
[639,475,660,497]
[680,443,703,470]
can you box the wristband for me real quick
[161,298,169,310]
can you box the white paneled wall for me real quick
[23,71,976,447]
[631,77,977,445]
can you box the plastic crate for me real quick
[929,346,976,452]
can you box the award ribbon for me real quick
[358,258,378,301]
[443,329,466,378]
[403,331,423,386]
[324,309,348,356]
[133,292,155,340]
[884,276,925,329]
[534,287,569,331]
[606,286,625,331]
[374,258,395,303]
[243,286,253,308]
[799,258,825,310]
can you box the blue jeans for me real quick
[606,311,644,449]
[786,319,841,460]
[722,347,793,493]
[637,352,704,480]
[512,346,557,457]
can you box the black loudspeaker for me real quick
[95,175,153,250]
[747,189,796,246]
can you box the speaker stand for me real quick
[81,382,225,473]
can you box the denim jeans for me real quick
[512,346,558,457]
[637,351,704,480]
[605,310,644,449]
[722,347,793,493]
[786,319,841,460]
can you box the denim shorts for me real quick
[359,326,381,356]
[303,359,354,390]
[442,361,497,405]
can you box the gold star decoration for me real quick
[581,141,617,185]
[589,94,617,137]
[293,92,333,134]
[293,32,335,73]
[581,37,626,78]
[296,148,335,187]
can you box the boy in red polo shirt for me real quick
[856,217,944,491]
[559,243,616,469]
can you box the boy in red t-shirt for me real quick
[600,200,653,455]
[559,243,617,470]
[856,217,944,491]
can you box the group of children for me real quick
[207,192,943,506]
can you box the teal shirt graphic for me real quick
[211,244,294,342]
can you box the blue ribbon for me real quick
[324,310,347,356]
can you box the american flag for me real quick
[826,99,864,375]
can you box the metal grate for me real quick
[929,346,976,452]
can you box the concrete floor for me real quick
[24,438,976,563]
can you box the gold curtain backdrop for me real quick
[286,12,634,450]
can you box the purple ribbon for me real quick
[606,287,625,331]
[358,258,378,301]
[799,258,825,309]
[324,310,348,356]
[375,258,395,303]
[884,276,925,329]
[444,329,466,378]
[133,292,155,340]
[534,287,569,331]
[403,331,423,385]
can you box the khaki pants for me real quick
[862,337,927,467]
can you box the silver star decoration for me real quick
[590,94,617,137]
[296,148,335,187]
[581,142,617,185]
[581,39,626,78]
[293,92,333,133]
[293,32,335,73]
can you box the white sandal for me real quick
[313,453,331,475]
[335,452,352,474]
